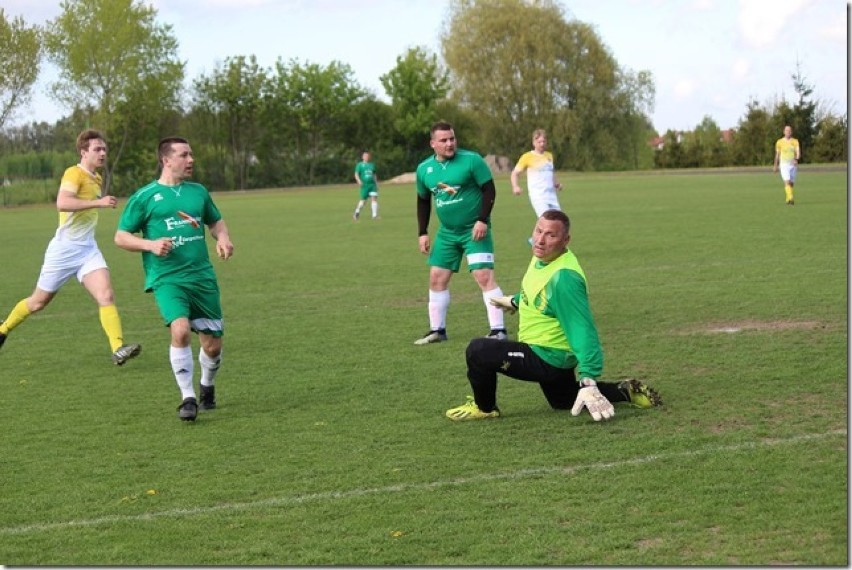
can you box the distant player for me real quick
[773,125,801,206]
[353,150,379,220]
[0,129,141,366]
[511,129,563,217]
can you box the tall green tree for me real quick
[732,100,774,166]
[441,0,655,171]
[0,9,41,130]
[810,114,847,163]
[192,55,268,190]
[43,0,183,193]
[380,46,449,165]
[262,59,367,186]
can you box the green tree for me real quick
[441,0,655,171]
[380,46,449,166]
[43,0,183,193]
[732,100,773,166]
[262,59,367,186]
[810,113,847,163]
[0,9,42,130]
[192,55,268,190]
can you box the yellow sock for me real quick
[99,304,124,352]
[784,184,793,202]
[1,299,32,334]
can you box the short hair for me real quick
[430,121,454,137]
[76,129,105,154]
[158,136,189,166]
[532,129,547,141]
[540,209,570,235]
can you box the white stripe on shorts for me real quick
[467,252,494,265]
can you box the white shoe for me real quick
[414,330,447,345]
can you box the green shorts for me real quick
[359,185,378,200]
[428,225,495,272]
[152,280,224,337]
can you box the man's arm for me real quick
[114,229,172,257]
[548,269,604,380]
[56,189,116,211]
[208,219,234,260]
[510,166,524,195]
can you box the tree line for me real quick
[0,0,845,197]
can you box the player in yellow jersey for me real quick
[773,125,801,205]
[511,129,563,217]
[0,129,141,365]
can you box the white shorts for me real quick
[36,237,108,293]
[779,163,797,183]
[530,191,562,217]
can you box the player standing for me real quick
[773,125,801,206]
[353,150,379,220]
[114,137,234,422]
[414,121,507,345]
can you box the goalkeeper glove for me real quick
[489,296,518,315]
[571,378,615,421]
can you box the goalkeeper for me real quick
[445,209,662,422]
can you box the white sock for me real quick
[483,287,505,330]
[428,289,450,331]
[170,345,195,400]
[199,349,221,387]
[371,201,378,218]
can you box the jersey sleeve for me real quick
[117,194,145,234]
[415,165,430,198]
[547,269,604,379]
[514,152,530,171]
[59,167,82,195]
[471,153,494,187]
[202,192,223,226]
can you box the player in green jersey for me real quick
[445,209,662,422]
[414,121,508,345]
[114,137,234,422]
[353,150,379,220]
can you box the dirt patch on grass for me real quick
[689,320,825,335]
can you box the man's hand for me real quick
[418,234,430,254]
[571,380,615,421]
[489,296,517,315]
[471,220,487,241]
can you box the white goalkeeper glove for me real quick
[571,378,615,421]
[488,296,518,315]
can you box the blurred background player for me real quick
[511,128,563,216]
[115,137,234,422]
[0,129,140,366]
[414,121,507,345]
[353,150,379,220]
[773,125,800,205]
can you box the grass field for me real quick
[0,167,846,565]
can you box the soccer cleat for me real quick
[787,200,794,206]
[0,321,6,350]
[177,397,198,421]
[485,329,508,340]
[446,396,500,421]
[617,378,663,408]
[199,384,216,410]
[112,343,142,366]
[413,329,447,345]
[353,211,360,221]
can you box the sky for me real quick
[3,0,849,133]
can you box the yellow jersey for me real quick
[56,165,102,242]
[775,137,800,165]
[515,150,556,195]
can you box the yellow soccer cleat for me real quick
[618,378,663,408]
[445,396,501,421]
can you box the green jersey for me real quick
[355,161,377,188]
[515,249,603,379]
[415,149,493,231]
[117,180,222,292]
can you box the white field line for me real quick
[1,429,846,536]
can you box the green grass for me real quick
[0,167,846,565]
